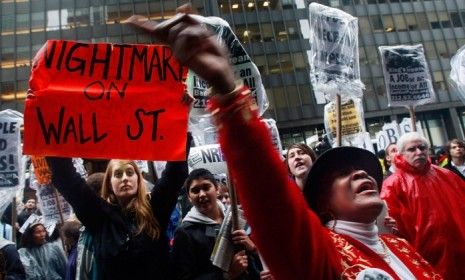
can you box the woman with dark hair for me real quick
[47,135,190,279]
[285,143,317,190]
[131,10,443,279]
[18,222,66,280]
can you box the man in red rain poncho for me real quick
[382,132,465,279]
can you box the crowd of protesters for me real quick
[2,5,465,280]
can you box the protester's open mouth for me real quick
[355,182,376,194]
[295,162,304,168]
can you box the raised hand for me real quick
[128,6,235,95]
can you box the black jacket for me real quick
[173,221,223,280]
[0,242,26,280]
[48,146,189,279]
[172,221,261,280]
[443,160,465,182]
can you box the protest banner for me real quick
[0,110,23,188]
[376,120,422,151]
[308,3,364,101]
[379,44,436,107]
[188,144,226,175]
[24,40,189,161]
[379,44,436,131]
[449,45,465,104]
[186,15,268,118]
[324,97,365,140]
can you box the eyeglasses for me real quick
[405,144,428,153]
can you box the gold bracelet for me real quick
[206,81,244,105]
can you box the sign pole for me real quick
[226,172,240,231]
[335,94,342,147]
[11,197,17,242]
[408,105,417,132]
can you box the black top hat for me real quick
[303,146,383,212]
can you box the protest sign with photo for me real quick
[324,97,365,139]
[24,40,189,161]
[0,110,23,188]
[186,15,268,118]
[308,3,364,101]
[379,44,436,107]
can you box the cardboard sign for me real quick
[0,110,23,187]
[324,98,365,138]
[24,40,189,161]
[379,44,436,107]
[308,3,364,100]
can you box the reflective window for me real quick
[370,15,383,32]
[423,42,437,60]
[450,12,463,27]
[1,14,15,34]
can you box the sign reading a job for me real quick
[24,40,189,161]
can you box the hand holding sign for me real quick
[128,7,236,95]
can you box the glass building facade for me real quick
[1,0,465,151]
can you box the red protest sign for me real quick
[24,40,189,161]
[31,156,52,185]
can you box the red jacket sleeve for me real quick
[210,91,341,279]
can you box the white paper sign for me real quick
[399,118,423,136]
[379,44,436,107]
[187,15,268,118]
[308,3,364,101]
[188,144,226,175]
[37,183,72,224]
[0,110,23,188]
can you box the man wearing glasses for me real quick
[381,132,465,280]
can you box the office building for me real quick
[1,0,465,150]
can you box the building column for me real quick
[448,107,464,140]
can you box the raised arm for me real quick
[150,133,191,230]
[47,157,106,231]
[129,10,340,279]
